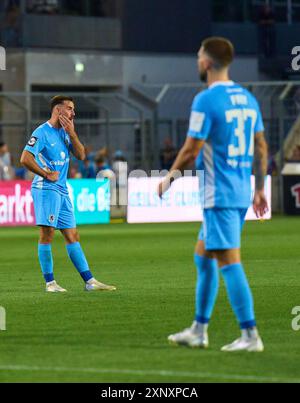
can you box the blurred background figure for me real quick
[288,144,300,162]
[78,145,96,178]
[69,163,82,179]
[80,158,96,178]
[112,150,127,180]
[95,155,114,180]
[2,2,20,47]
[0,141,14,180]
[160,137,177,171]
[112,150,127,207]
[97,147,110,166]
[27,0,59,15]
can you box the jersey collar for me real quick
[46,121,64,132]
[208,80,234,90]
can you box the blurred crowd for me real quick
[69,146,127,181]
[0,0,114,16]
[0,137,281,182]
[0,142,15,180]
[0,141,128,182]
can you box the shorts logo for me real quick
[48,214,55,224]
[27,136,38,147]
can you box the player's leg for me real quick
[58,196,116,291]
[32,189,66,292]
[168,216,219,348]
[38,225,55,283]
[194,238,219,328]
[212,209,263,352]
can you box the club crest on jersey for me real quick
[48,214,55,224]
[27,136,38,147]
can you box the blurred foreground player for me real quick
[20,95,116,293]
[159,37,268,352]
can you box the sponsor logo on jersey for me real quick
[50,158,70,166]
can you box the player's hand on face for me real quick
[253,190,268,218]
[59,114,75,135]
[46,170,60,182]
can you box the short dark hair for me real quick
[202,37,234,69]
[0,141,5,148]
[50,95,74,111]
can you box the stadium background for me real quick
[0,0,300,384]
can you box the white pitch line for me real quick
[0,365,299,383]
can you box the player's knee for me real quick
[64,230,79,244]
[215,249,240,268]
[39,227,55,244]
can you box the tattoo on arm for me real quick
[254,132,268,191]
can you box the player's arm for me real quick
[158,92,210,198]
[253,131,268,217]
[20,151,59,182]
[59,115,85,161]
[158,137,204,197]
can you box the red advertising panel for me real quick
[0,181,35,226]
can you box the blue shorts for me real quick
[198,208,248,250]
[32,188,76,229]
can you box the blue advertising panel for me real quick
[67,179,110,225]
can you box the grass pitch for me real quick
[0,216,300,383]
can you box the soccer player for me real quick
[20,95,116,293]
[158,37,268,352]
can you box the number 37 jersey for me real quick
[188,81,264,209]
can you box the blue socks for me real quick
[38,244,54,283]
[221,263,256,329]
[38,242,93,284]
[194,256,256,330]
[66,242,93,282]
[194,254,219,324]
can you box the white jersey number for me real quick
[225,109,257,157]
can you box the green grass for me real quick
[0,216,300,383]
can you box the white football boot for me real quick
[168,322,209,348]
[46,281,67,293]
[85,278,116,292]
[221,329,264,352]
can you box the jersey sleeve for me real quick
[24,128,45,157]
[187,92,213,140]
[253,98,264,134]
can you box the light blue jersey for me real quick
[188,81,264,208]
[24,122,73,196]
